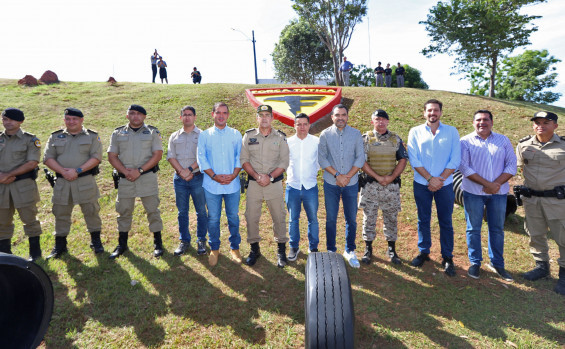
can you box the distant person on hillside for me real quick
[151,50,159,83]
[339,56,354,86]
[374,62,384,87]
[191,67,202,84]
[158,56,168,84]
[384,64,392,87]
[396,63,405,87]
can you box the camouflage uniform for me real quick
[359,130,408,241]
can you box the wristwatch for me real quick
[188,166,194,173]
[76,167,83,174]
[138,167,144,174]
[268,173,274,182]
[334,172,340,178]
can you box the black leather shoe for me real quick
[153,231,164,258]
[362,241,372,265]
[522,261,550,281]
[197,240,207,255]
[442,257,456,277]
[277,243,287,268]
[411,253,430,267]
[28,236,41,262]
[555,267,565,296]
[387,241,402,265]
[89,231,104,254]
[0,239,12,254]
[109,245,127,259]
[174,241,190,256]
[47,236,68,259]
[245,242,261,266]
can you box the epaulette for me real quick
[114,125,126,131]
[23,131,37,137]
[519,135,533,143]
[146,124,157,130]
[87,129,98,134]
[245,128,256,133]
[51,129,64,135]
[277,129,287,137]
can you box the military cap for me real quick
[2,108,25,121]
[531,111,558,122]
[372,109,389,120]
[257,105,272,113]
[64,107,84,117]
[128,104,147,115]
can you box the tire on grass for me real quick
[305,252,354,348]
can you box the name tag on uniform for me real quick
[57,134,66,138]
[249,138,259,145]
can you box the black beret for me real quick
[64,107,84,118]
[372,109,389,119]
[2,108,25,121]
[531,111,558,122]
[257,105,272,113]
[128,104,147,115]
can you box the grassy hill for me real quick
[2,79,565,348]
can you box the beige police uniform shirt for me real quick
[516,133,565,218]
[166,126,200,170]
[240,128,289,176]
[43,127,102,205]
[107,123,163,198]
[0,128,41,208]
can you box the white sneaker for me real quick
[343,250,360,268]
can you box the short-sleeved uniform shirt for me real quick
[108,123,163,198]
[240,128,289,176]
[0,128,41,208]
[385,68,392,76]
[167,126,200,170]
[374,66,384,75]
[43,127,102,205]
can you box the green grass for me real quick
[2,79,565,348]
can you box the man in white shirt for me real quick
[285,113,320,261]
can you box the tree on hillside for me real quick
[292,0,368,86]
[469,49,561,104]
[272,19,333,84]
[349,65,375,86]
[392,65,429,89]
[347,64,430,89]
[420,0,545,98]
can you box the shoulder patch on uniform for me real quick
[519,135,533,143]
[115,125,126,131]
[245,128,256,133]
[277,129,287,137]
[51,129,64,135]
[32,137,41,148]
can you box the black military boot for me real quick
[109,232,128,260]
[361,240,372,265]
[153,231,164,257]
[522,261,550,281]
[90,231,104,254]
[28,236,41,262]
[0,239,12,254]
[387,241,402,265]
[47,236,68,259]
[245,242,261,266]
[555,267,565,296]
[277,243,288,268]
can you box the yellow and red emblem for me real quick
[245,87,342,126]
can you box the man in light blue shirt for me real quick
[318,104,365,268]
[407,99,461,276]
[197,102,243,266]
[460,110,516,281]
[339,56,354,86]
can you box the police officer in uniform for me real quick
[44,108,103,258]
[384,64,393,87]
[374,62,385,87]
[516,111,565,295]
[107,104,164,259]
[396,63,405,87]
[0,108,43,261]
[359,109,408,265]
[241,105,290,267]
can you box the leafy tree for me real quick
[420,0,545,97]
[349,64,375,86]
[272,19,333,84]
[469,49,561,104]
[335,64,430,89]
[292,0,368,86]
[392,64,429,89]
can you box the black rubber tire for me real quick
[0,252,54,349]
[305,252,354,348]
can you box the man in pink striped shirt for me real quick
[459,110,517,281]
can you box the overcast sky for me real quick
[1,0,563,107]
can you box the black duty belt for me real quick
[530,188,562,197]
[248,174,284,183]
[14,167,39,182]
[118,165,159,178]
[56,166,100,179]
[366,176,401,185]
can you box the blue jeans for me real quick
[323,182,358,253]
[204,189,241,251]
[173,174,207,243]
[463,192,507,268]
[413,182,454,258]
[285,185,319,250]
